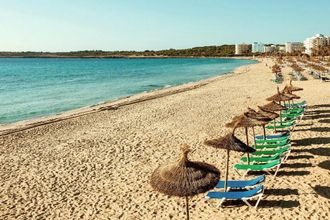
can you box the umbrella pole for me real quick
[252,127,256,146]
[245,127,250,164]
[263,125,266,139]
[224,149,230,192]
[279,101,283,126]
[185,196,189,220]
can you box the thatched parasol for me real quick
[205,132,255,192]
[226,113,270,162]
[150,145,220,220]
[283,80,303,92]
[266,87,291,103]
[247,108,273,142]
[257,107,279,120]
[289,80,304,92]
[261,101,287,112]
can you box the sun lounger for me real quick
[266,121,295,130]
[215,175,265,189]
[234,159,282,177]
[240,153,281,163]
[205,185,264,208]
[254,143,291,150]
[253,139,290,148]
[255,135,289,144]
[284,101,307,108]
[252,145,290,157]
[255,131,290,140]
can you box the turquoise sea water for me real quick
[0,58,256,124]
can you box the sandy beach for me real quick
[1,58,330,219]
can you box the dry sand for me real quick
[0,58,329,220]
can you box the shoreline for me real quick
[0,60,256,136]
[0,55,254,59]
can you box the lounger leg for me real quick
[254,194,263,208]
[284,150,291,161]
[216,198,225,208]
[242,169,250,177]
[273,164,281,178]
[234,168,241,176]
[242,199,253,207]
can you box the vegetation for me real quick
[0,45,236,58]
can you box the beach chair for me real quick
[284,101,307,108]
[234,159,282,178]
[205,185,264,208]
[254,138,289,146]
[255,131,290,140]
[215,175,265,190]
[252,145,291,158]
[240,153,281,163]
[266,121,296,131]
[254,142,291,150]
[255,135,289,144]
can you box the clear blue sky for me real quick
[0,0,329,52]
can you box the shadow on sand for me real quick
[319,119,330,124]
[292,137,330,146]
[303,114,330,120]
[287,155,314,160]
[264,188,299,196]
[318,160,330,171]
[308,104,330,109]
[294,127,330,132]
[292,148,330,157]
[313,185,330,200]
[281,163,313,169]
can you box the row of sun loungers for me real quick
[290,71,307,81]
[205,100,307,208]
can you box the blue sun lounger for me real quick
[205,185,264,208]
[215,175,265,190]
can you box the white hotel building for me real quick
[285,42,304,53]
[304,34,330,55]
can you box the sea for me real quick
[0,58,257,124]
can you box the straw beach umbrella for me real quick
[226,113,270,145]
[284,80,303,92]
[204,132,255,192]
[226,113,270,162]
[246,108,273,141]
[257,106,280,138]
[261,101,287,112]
[266,87,291,104]
[150,145,220,220]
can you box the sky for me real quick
[0,0,329,52]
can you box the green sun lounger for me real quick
[253,139,289,148]
[284,101,306,107]
[254,143,291,150]
[266,121,295,130]
[255,135,289,144]
[234,159,282,177]
[252,145,290,157]
[240,153,281,163]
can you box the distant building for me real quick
[285,42,304,53]
[278,45,286,52]
[235,43,251,55]
[263,45,277,53]
[252,42,264,53]
[304,34,330,55]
